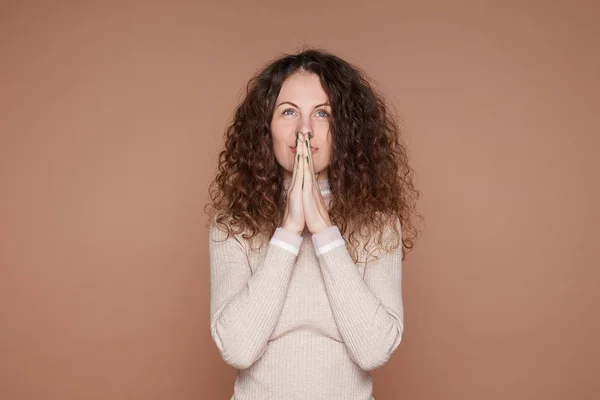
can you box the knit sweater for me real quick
[209,179,404,400]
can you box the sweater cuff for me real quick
[270,227,303,255]
[311,225,346,256]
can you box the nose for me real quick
[296,130,311,141]
[296,117,313,140]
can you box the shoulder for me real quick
[209,215,248,248]
[209,215,271,254]
[358,214,403,262]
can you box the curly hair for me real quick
[205,48,421,262]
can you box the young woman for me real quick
[206,49,420,399]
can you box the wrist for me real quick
[282,222,302,236]
[311,222,333,235]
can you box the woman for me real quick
[206,49,420,400]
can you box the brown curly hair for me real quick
[205,48,421,262]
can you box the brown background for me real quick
[1,1,598,399]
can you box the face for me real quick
[270,71,332,181]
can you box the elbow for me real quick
[222,352,257,370]
[211,324,263,370]
[355,349,395,371]
[353,324,404,372]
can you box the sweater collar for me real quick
[283,179,331,196]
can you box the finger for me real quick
[298,132,305,190]
[305,131,317,181]
[290,131,302,194]
[302,134,312,194]
[307,138,322,202]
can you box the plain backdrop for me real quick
[1,1,599,399]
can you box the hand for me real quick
[282,131,305,235]
[302,132,333,234]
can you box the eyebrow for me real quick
[276,101,331,109]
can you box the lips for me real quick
[290,146,318,153]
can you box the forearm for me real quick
[313,226,404,371]
[210,227,302,369]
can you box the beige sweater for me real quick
[209,180,404,399]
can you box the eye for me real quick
[315,110,330,118]
[282,108,296,116]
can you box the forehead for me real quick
[276,72,329,103]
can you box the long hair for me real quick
[205,49,421,262]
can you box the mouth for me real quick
[290,146,318,154]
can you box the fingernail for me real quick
[297,154,300,162]
[307,132,312,140]
[306,156,309,163]
[305,140,308,149]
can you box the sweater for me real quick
[209,179,404,400]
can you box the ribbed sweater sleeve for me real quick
[311,218,404,371]
[209,224,303,369]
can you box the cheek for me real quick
[270,120,289,143]
[319,138,333,166]
[270,129,292,167]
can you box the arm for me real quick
[209,223,303,369]
[311,218,404,371]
